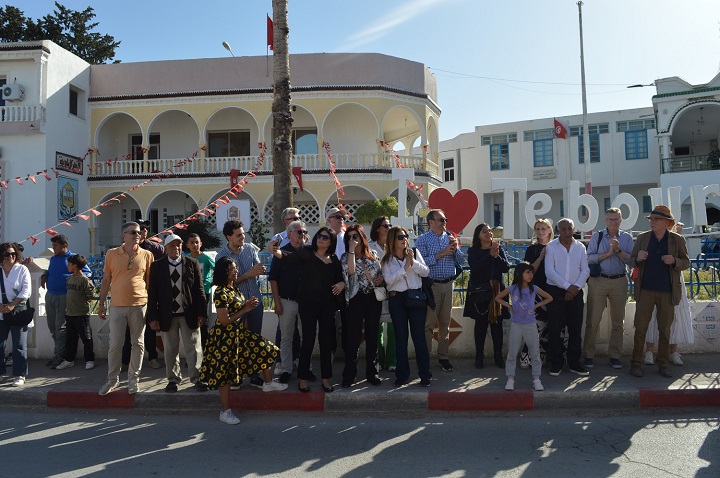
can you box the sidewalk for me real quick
[2,354,719,413]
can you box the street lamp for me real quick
[627,83,654,88]
[222,41,235,57]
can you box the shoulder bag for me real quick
[0,276,34,327]
[588,231,603,278]
[364,268,387,302]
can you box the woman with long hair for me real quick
[269,227,345,393]
[381,226,431,387]
[369,216,395,372]
[0,243,33,387]
[463,223,510,369]
[521,218,554,367]
[340,224,382,387]
[199,257,287,425]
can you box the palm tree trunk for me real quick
[271,0,293,234]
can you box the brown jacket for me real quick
[630,230,689,305]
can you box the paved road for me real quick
[1,408,717,477]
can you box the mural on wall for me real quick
[58,176,78,222]
[215,199,251,233]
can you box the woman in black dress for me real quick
[200,257,287,425]
[269,227,345,393]
[463,223,509,369]
[521,218,554,366]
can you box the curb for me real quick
[639,389,720,408]
[429,391,534,411]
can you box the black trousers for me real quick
[473,302,504,363]
[546,285,585,369]
[298,300,336,380]
[63,315,94,362]
[342,291,381,382]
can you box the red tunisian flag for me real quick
[230,169,240,188]
[267,15,274,51]
[292,166,304,192]
[554,118,567,139]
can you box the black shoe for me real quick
[298,383,310,393]
[341,380,353,388]
[165,382,178,393]
[439,359,453,372]
[322,384,334,393]
[568,364,590,376]
[630,366,643,377]
[475,358,484,369]
[394,378,408,387]
[658,367,672,378]
[194,382,208,392]
[366,376,381,386]
[419,378,431,387]
[279,372,291,384]
[549,366,562,377]
[249,376,264,389]
[306,371,317,382]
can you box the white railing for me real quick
[91,153,439,177]
[0,104,40,122]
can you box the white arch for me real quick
[667,100,720,135]
[322,102,381,139]
[94,111,143,150]
[204,106,261,141]
[381,105,426,145]
[147,108,202,145]
[146,189,200,218]
[263,190,322,214]
[261,104,320,145]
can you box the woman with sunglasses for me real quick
[269,227,345,393]
[341,224,383,387]
[380,227,432,387]
[369,216,395,373]
[0,242,32,387]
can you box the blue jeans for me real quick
[389,292,431,383]
[0,321,29,377]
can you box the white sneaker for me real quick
[219,409,240,425]
[669,352,684,366]
[643,351,655,365]
[128,380,139,394]
[85,361,95,370]
[274,365,283,376]
[533,379,544,391]
[99,379,119,396]
[11,376,25,387]
[505,378,515,391]
[262,379,289,392]
[55,360,75,370]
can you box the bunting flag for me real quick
[292,166,304,192]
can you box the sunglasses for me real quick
[330,215,345,220]
[294,229,309,235]
[3,252,17,258]
[396,234,409,240]
[380,224,391,229]
[140,226,148,231]
[348,233,360,240]
[433,217,448,223]
[125,230,142,235]
[316,234,331,241]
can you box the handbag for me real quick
[588,231,603,277]
[364,268,387,301]
[405,289,428,309]
[0,278,34,327]
[466,282,493,303]
[411,248,436,310]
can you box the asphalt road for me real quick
[1,408,718,477]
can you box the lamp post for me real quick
[221,41,235,57]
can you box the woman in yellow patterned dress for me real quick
[200,257,287,425]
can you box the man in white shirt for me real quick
[544,218,590,377]
[277,207,301,247]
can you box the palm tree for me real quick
[271,0,293,234]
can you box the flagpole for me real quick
[578,1,592,234]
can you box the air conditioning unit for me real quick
[2,84,24,101]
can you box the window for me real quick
[130,134,160,160]
[616,119,656,132]
[490,144,509,170]
[69,85,85,119]
[624,130,649,160]
[569,123,609,136]
[292,128,317,155]
[642,195,652,213]
[579,134,600,163]
[524,129,554,141]
[208,131,251,157]
[481,132,517,146]
[442,158,455,182]
[533,139,553,167]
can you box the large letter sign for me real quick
[392,168,415,233]
[567,180,599,233]
[491,178,527,239]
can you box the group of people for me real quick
[1,203,695,421]
[460,205,691,392]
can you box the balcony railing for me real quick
[90,153,439,178]
[663,154,720,173]
[0,104,41,123]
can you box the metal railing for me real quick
[663,154,720,173]
[90,153,439,178]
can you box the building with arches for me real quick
[0,41,442,255]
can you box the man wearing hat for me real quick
[146,234,207,392]
[326,207,347,258]
[629,205,689,378]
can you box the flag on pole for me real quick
[292,166,304,192]
[554,118,568,139]
[267,15,274,51]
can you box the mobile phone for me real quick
[273,233,283,244]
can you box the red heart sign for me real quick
[427,188,478,234]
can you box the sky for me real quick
[8,0,720,141]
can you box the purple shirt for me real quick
[508,284,538,325]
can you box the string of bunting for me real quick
[321,140,347,215]
[379,141,429,208]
